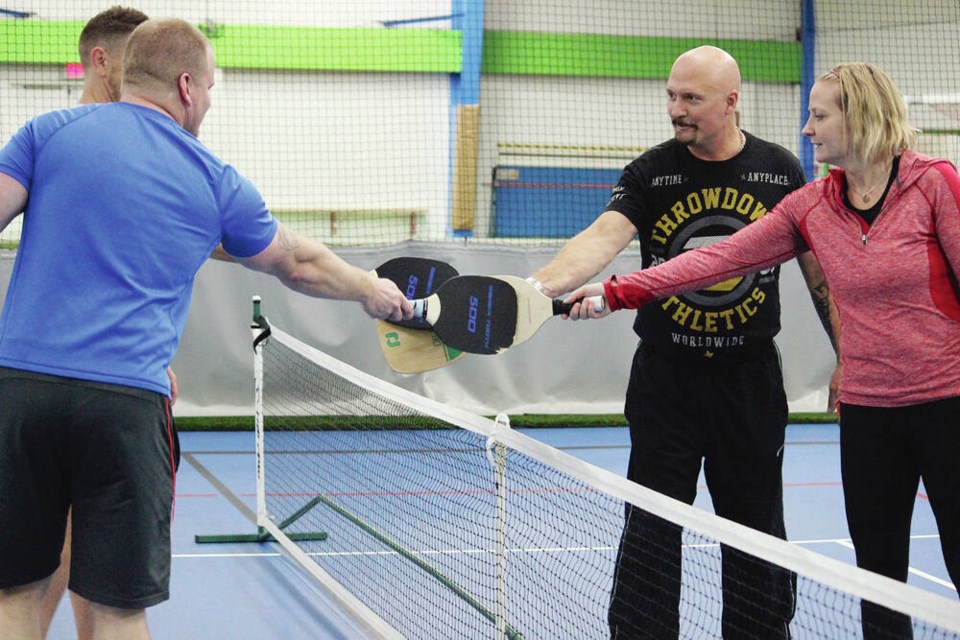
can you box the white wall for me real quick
[202,70,452,216]
[19,2,453,25]
[484,0,800,39]
[0,243,834,416]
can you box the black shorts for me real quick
[0,367,177,609]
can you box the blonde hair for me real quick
[122,18,211,94]
[819,62,919,164]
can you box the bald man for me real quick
[529,46,838,638]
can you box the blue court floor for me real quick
[45,424,956,639]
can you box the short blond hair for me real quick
[819,62,919,165]
[122,18,211,94]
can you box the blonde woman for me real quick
[568,62,960,638]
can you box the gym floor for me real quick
[44,424,955,639]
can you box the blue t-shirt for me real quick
[0,102,278,395]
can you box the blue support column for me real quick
[452,0,483,106]
[450,0,485,237]
[800,0,817,181]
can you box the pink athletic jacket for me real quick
[604,150,960,407]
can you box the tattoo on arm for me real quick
[809,279,839,353]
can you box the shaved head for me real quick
[666,46,742,159]
[670,46,741,96]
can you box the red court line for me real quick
[784,482,929,500]
[493,182,615,189]
[784,481,842,487]
[237,486,600,499]
[696,481,930,501]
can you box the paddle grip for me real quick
[411,298,427,320]
[552,294,606,315]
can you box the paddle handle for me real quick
[411,297,439,325]
[411,298,427,320]
[552,294,605,316]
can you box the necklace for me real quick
[736,129,745,155]
[855,162,892,203]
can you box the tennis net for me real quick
[248,301,960,639]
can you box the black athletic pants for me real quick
[609,342,795,639]
[839,398,960,640]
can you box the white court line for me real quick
[177,534,955,592]
[175,546,618,560]
[907,568,958,591]
[834,539,956,592]
[175,534,941,561]
[176,552,282,558]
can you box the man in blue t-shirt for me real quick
[0,18,410,639]
[38,10,151,639]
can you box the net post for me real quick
[492,413,510,640]
[195,297,327,544]
[251,295,268,534]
